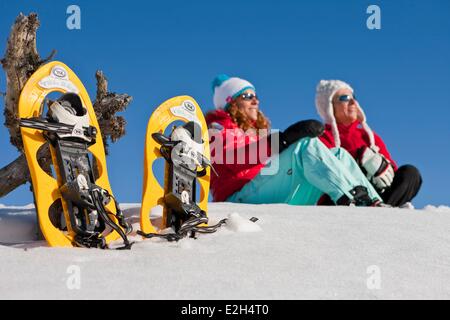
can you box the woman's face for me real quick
[233,89,259,122]
[332,88,359,125]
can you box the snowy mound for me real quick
[0,203,449,299]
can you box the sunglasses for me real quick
[240,92,258,101]
[338,94,357,102]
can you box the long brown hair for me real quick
[227,102,271,131]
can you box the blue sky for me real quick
[1,0,449,208]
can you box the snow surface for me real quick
[0,202,450,300]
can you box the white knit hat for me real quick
[315,79,377,150]
[212,74,255,109]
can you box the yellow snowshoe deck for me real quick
[18,61,122,247]
[140,96,211,235]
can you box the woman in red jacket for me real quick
[315,80,422,207]
[205,74,385,206]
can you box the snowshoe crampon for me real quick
[18,61,132,249]
[139,96,223,241]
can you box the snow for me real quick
[0,202,450,299]
[225,212,262,233]
[422,205,450,213]
[0,203,35,210]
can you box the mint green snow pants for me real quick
[227,137,381,205]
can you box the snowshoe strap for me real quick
[178,214,209,236]
[137,216,258,242]
[190,218,228,234]
[90,188,134,250]
[136,230,182,242]
[110,195,133,235]
[73,233,107,249]
[20,117,97,143]
[137,215,228,242]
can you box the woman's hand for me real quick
[358,146,395,191]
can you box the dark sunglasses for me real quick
[240,92,258,101]
[338,94,357,102]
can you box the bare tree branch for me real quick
[1,13,42,152]
[0,13,133,198]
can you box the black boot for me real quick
[336,186,380,207]
[278,120,324,153]
[380,165,422,207]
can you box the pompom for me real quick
[211,74,230,92]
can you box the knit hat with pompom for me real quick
[211,74,255,110]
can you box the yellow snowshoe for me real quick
[138,96,224,241]
[18,61,132,249]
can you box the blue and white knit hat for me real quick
[212,74,255,109]
[315,79,376,150]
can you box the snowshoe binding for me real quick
[138,96,225,241]
[18,61,132,249]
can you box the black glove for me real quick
[278,119,324,153]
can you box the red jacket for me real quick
[319,121,398,171]
[205,109,271,202]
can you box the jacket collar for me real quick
[325,120,359,133]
